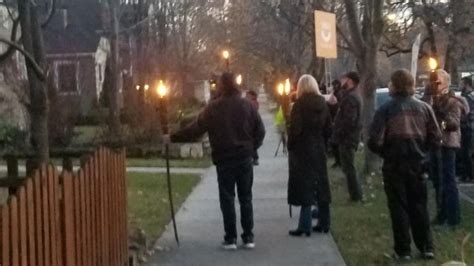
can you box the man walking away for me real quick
[171,73,266,250]
[368,69,442,262]
[460,77,474,183]
[332,72,363,202]
[431,70,469,227]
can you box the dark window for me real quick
[57,63,78,93]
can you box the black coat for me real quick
[171,93,266,165]
[287,93,332,206]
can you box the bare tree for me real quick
[0,0,55,167]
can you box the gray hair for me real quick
[436,69,451,87]
[297,74,321,98]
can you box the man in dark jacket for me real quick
[171,72,266,250]
[460,77,474,182]
[431,70,469,227]
[332,72,363,202]
[368,69,442,261]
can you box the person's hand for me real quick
[327,93,338,105]
[162,134,171,145]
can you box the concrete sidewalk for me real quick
[145,107,346,266]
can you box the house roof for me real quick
[44,1,103,55]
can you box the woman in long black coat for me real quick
[288,74,332,236]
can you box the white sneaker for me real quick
[242,241,255,249]
[221,241,237,250]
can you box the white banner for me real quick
[411,34,421,83]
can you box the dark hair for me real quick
[390,69,415,96]
[247,90,257,97]
[332,79,341,89]
[342,71,360,85]
[462,77,472,87]
[219,72,239,96]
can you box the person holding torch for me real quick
[170,72,266,250]
[430,69,469,228]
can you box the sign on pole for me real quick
[411,34,421,82]
[314,10,337,59]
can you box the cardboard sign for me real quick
[314,10,337,59]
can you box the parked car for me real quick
[375,88,390,110]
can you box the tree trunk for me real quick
[108,0,122,141]
[360,51,380,175]
[18,0,49,166]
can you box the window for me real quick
[55,61,79,94]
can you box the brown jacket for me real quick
[432,93,469,148]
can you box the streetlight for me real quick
[222,50,230,71]
[387,13,397,21]
[136,85,140,91]
[236,74,243,86]
[156,80,179,246]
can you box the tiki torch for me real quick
[222,50,230,72]
[157,80,180,246]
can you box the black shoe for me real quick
[312,225,329,233]
[289,229,311,237]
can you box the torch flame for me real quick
[157,80,168,98]
[277,83,284,96]
[222,50,230,60]
[429,57,438,71]
[284,78,291,95]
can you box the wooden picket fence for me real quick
[0,147,128,266]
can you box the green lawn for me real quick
[126,157,212,168]
[73,126,101,145]
[127,172,201,239]
[330,155,473,266]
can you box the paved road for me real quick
[145,106,346,266]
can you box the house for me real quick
[43,0,118,116]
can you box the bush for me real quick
[0,120,28,152]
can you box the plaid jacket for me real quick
[368,96,442,162]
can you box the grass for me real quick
[127,172,201,239]
[73,126,101,145]
[1,157,212,170]
[126,157,212,168]
[330,153,474,266]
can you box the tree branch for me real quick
[41,0,56,28]
[343,0,365,57]
[0,38,45,80]
[0,16,20,62]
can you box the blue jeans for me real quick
[439,147,461,226]
[297,206,312,232]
